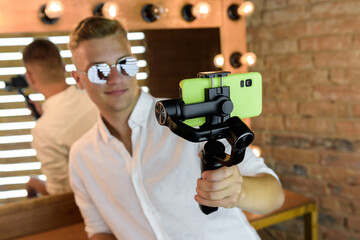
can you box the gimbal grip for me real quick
[200,140,225,215]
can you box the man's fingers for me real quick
[197,174,242,191]
[201,166,237,181]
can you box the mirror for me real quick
[0,28,222,207]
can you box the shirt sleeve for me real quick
[32,127,72,194]
[238,147,280,182]
[69,145,112,238]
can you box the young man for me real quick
[69,17,284,240]
[23,39,98,196]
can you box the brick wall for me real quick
[247,0,360,239]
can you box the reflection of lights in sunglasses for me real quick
[79,57,139,85]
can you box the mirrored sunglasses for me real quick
[80,56,139,85]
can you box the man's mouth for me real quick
[104,88,128,96]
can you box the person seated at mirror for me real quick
[22,39,98,197]
[68,16,284,240]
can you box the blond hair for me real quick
[68,17,128,51]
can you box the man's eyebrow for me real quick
[84,55,133,70]
[84,61,107,70]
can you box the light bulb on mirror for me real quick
[102,2,119,18]
[93,2,119,19]
[240,52,257,66]
[213,54,224,68]
[39,0,64,24]
[230,52,257,68]
[192,2,211,19]
[45,0,64,19]
[182,2,211,22]
[228,1,255,20]
[238,1,254,16]
[142,3,169,22]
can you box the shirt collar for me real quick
[98,90,152,142]
[128,90,152,128]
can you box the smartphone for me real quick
[179,72,262,127]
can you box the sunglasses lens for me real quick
[117,57,139,77]
[88,63,111,84]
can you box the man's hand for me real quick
[26,99,42,119]
[195,165,244,209]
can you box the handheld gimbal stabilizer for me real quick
[155,71,256,215]
[5,75,41,119]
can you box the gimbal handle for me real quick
[18,89,41,120]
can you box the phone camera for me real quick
[240,80,244,88]
[245,79,252,87]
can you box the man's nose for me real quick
[106,67,124,84]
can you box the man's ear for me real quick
[71,71,84,89]
[25,71,35,87]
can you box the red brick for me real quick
[318,212,345,228]
[247,26,274,41]
[320,196,355,215]
[266,54,313,70]
[263,6,310,26]
[309,166,360,185]
[251,115,284,131]
[355,201,360,215]
[299,101,351,117]
[330,68,360,85]
[271,147,320,164]
[262,101,297,115]
[273,22,310,39]
[313,85,360,101]
[260,39,298,55]
[288,0,308,6]
[280,69,328,84]
[320,151,360,171]
[347,215,360,232]
[264,84,312,101]
[299,35,352,52]
[258,70,280,84]
[273,162,299,176]
[328,183,360,200]
[265,0,286,10]
[262,84,289,101]
[285,117,335,134]
[315,51,360,68]
[320,226,360,240]
[354,34,360,49]
[336,120,360,137]
[281,175,327,196]
[310,17,360,35]
[353,103,360,117]
[311,1,360,18]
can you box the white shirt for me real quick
[69,91,279,240]
[32,85,98,194]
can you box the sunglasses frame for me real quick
[77,56,139,85]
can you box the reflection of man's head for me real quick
[22,39,65,84]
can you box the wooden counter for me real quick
[10,189,317,240]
